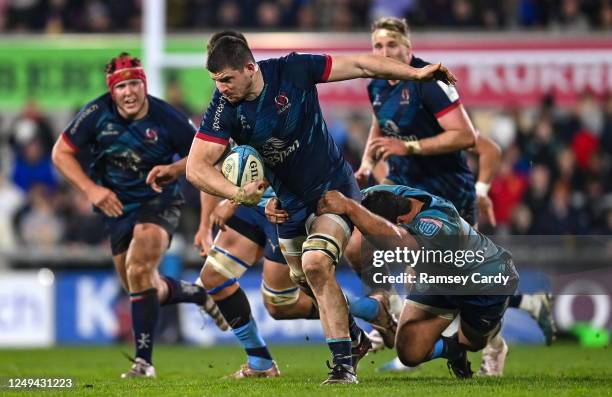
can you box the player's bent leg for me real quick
[399,297,472,379]
[301,214,365,384]
[122,222,169,377]
[395,301,454,367]
[199,227,278,378]
[261,259,318,319]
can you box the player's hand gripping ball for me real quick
[221,145,265,187]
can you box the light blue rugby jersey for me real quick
[362,184,515,280]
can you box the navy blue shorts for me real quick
[407,293,511,336]
[225,205,286,264]
[105,195,184,256]
[276,180,363,240]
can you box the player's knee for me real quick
[264,302,289,320]
[301,252,332,285]
[396,337,428,367]
[395,324,429,366]
[200,265,228,291]
[204,246,248,279]
[131,224,166,259]
[261,282,300,319]
[397,349,427,367]
[126,261,153,283]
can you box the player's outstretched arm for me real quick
[327,55,457,85]
[52,136,124,217]
[317,191,418,251]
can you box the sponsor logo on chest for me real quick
[274,93,291,115]
[144,128,158,144]
[100,122,120,137]
[261,137,299,166]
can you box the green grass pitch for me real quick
[1,343,610,396]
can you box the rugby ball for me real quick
[221,145,265,187]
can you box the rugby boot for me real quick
[528,293,556,345]
[447,350,473,379]
[368,293,398,348]
[478,336,508,376]
[121,357,156,379]
[321,362,358,385]
[226,361,280,379]
[367,329,385,353]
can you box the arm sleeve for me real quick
[196,89,234,146]
[421,80,461,119]
[61,101,102,152]
[196,90,236,145]
[404,210,459,249]
[285,52,332,87]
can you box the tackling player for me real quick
[51,53,226,378]
[318,185,520,379]
[186,32,456,384]
[347,17,554,374]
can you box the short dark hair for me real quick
[207,30,248,54]
[105,52,142,74]
[362,190,412,223]
[206,36,255,73]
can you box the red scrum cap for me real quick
[105,53,147,95]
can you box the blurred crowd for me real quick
[1,85,611,253]
[1,0,610,33]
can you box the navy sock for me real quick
[327,338,353,367]
[161,276,207,306]
[427,334,463,361]
[348,314,363,345]
[217,288,274,370]
[508,294,523,308]
[348,296,380,321]
[130,288,159,365]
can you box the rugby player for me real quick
[195,190,323,378]
[348,17,554,374]
[186,32,456,384]
[317,185,520,379]
[51,53,226,379]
